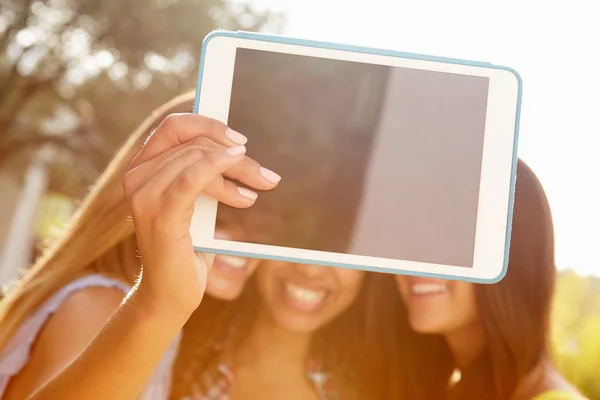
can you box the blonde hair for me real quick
[0,91,196,352]
[0,90,391,399]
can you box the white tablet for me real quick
[190,30,521,283]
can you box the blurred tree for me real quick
[552,269,600,400]
[0,0,283,198]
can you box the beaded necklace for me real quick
[181,327,339,400]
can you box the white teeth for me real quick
[284,283,326,304]
[411,283,447,295]
[216,255,247,269]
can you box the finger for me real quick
[127,138,280,200]
[130,113,248,169]
[125,137,218,196]
[223,156,282,191]
[202,175,260,209]
[130,147,209,213]
[162,146,255,215]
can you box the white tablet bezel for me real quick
[190,34,520,282]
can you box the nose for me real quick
[294,263,328,279]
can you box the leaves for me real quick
[552,269,600,400]
[0,0,282,198]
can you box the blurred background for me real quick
[0,0,598,398]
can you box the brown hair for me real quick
[390,159,558,400]
[458,159,557,400]
[371,159,559,400]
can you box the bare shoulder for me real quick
[35,285,127,362]
[50,285,126,323]
[3,286,127,399]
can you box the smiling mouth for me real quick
[214,255,248,273]
[281,281,328,312]
[410,282,448,296]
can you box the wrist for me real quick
[129,284,196,327]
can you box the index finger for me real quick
[130,113,248,169]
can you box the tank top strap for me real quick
[0,274,182,400]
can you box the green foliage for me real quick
[552,269,600,400]
[0,0,283,198]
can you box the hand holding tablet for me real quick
[190,31,522,283]
[123,113,281,311]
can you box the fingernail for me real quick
[226,145,246,156]
[214,230,231,240]
[259,167,281,184]
[237,187,258,200]
[226,128,248,145]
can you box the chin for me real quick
[210,289,242,301]
[408,316,446,334]
[272,312,326,334]
[205,280,245,301]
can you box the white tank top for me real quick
[0,274,182,399]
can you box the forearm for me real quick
[28,287,190,400]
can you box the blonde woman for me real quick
[0,91,281,399]
[0,93,390,400]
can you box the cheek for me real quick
[205,272,243,301]
[338,270,365,289]
[452,284,479,326]
[247,259,260,275]
[334,270,366,303]
[255,267,271,291]
[255,263,282,296]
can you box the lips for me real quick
[281,281,328,313]
[213,255,249,276]
[410,282,448,296]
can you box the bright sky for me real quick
[234,0,600,277]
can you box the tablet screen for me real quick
[217,48,489,268]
